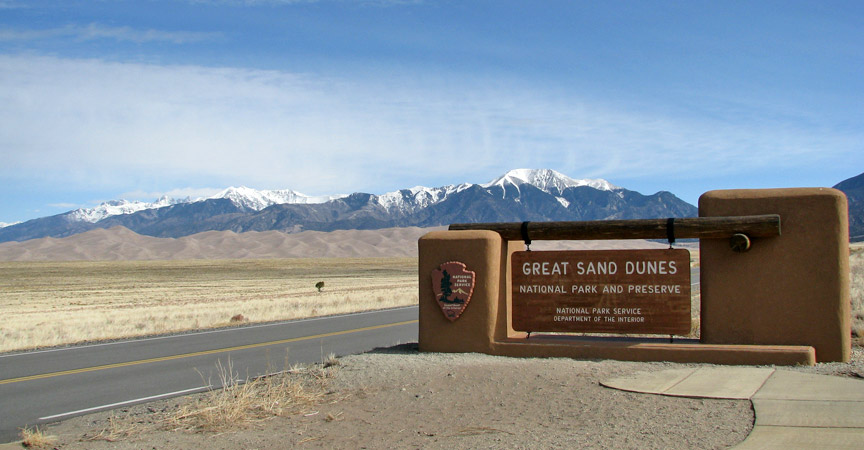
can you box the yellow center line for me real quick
[0,319,418,385]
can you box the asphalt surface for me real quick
[0,306,419,443]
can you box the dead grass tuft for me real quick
[19,426,57,448]
[84,415,147,442]
[323,352,341,369]
[166,358,332,433]
[70,356,340,443]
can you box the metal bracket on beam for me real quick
[730,233,752,252]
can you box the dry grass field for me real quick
[851,243,864,345]
[0,258,417,353]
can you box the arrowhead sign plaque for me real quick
[431,261,475,321]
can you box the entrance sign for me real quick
[512,249,691,335]
[420,191,845,365]
[432,261,476,321]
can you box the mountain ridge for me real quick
[63,168,617,224]
[0,168,696,243]
[4,168,859,243]
[833,171,864,241]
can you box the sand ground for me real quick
[39,345,864,450]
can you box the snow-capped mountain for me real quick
[375,169,616,213]
[63,187,347,224]
[67,196,183,223]
[0,169,699,243]
[3,168,860,245]
[0,222,19,228]
[210,186,346,211]
[481,168,618,194]
[376,184,472,213]
[64,169,617,224]
[479,168,619,208]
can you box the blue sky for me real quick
[1,0,862,224]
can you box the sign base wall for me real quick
[699,188,850,362]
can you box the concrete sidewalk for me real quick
[603,367,864,449]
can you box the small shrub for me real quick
[167,358,329,433]
[323,352,341,368]
[230,314,246,323]
[315,281,325,292]
[19,426,56,449]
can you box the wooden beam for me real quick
[448,215,780,241]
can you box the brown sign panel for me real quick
[432,261,476,321]
[512,249,691,335]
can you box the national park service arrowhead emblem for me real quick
[431,261,475,321]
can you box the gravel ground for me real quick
[39,345,864,450]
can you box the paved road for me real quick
[0,306,419,443]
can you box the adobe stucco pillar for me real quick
[699,188,850,362]
[418,230,507,354]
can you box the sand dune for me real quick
[0,226,674,261]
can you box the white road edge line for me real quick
[1,305,418,358]
[38,386,210,422]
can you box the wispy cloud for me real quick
[118,188,223,202]
[188,0,421,5]
[0,55,859,197]
[0,0,26,9]
[189,0,320,5]
[0,23,221,44]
